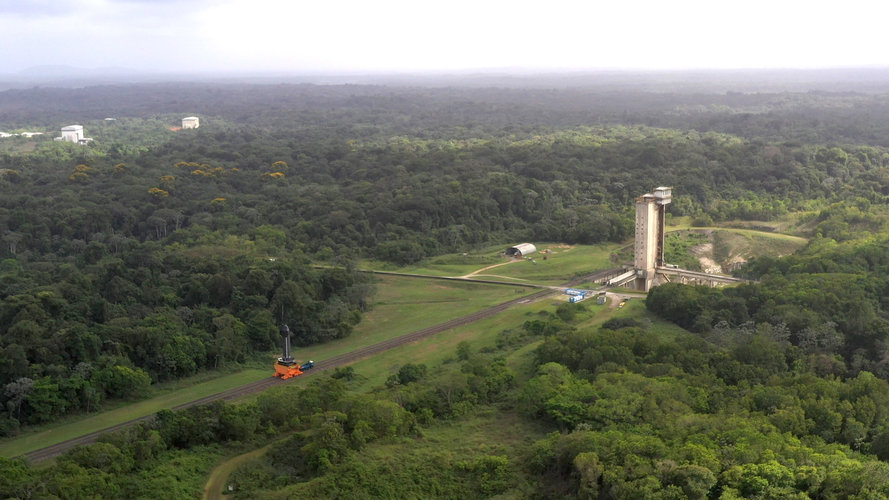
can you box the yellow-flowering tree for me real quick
[69,172,89,183]
[148,187,170,199]
[0,169,21,183]
[189,163,235,178]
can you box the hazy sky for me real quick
[1,0,887,74]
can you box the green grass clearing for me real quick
[713,229,806,259]
[294,276,535,364]
[391,242,621,285]
[360,242,511,276]
[666,215,810,243]
[291,295,558,392]
[234,290,563,401]
[0,369,269,458]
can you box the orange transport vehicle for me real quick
[274,325,313,379]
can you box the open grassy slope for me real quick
[0,370,269,458]
[372,242,622,285]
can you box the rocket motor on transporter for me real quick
[274,324,313,379]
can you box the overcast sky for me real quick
[1,0,887,74]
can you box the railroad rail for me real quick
[359,269,547,288]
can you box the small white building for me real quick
[506,243,537,258]
[182,116,200,129]
[60,125,84,143]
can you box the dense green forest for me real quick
[7,303,889,498]
[6,76,889,497]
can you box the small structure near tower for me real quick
[506,243,537,259]
[181,116,200,129]
[634,187,671,291]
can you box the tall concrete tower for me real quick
[634,187,672,291]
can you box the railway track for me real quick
[22,268,620,463]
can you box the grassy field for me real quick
[713,230,805,261]
[348,299,553,390]
[0,369,269,458]
[267,295,557,394]
[360,243,507,276]
[383,242,622,285]
[295,275,535,363]
[667,214,815,236]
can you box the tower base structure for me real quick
[634,270,653,292]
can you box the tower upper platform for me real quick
[653,186,672,205]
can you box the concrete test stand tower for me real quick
[634,187,672,291]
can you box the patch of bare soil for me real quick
[726,255,747,272]
[690,241,723,274]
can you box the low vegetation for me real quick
[7,285,889,499]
